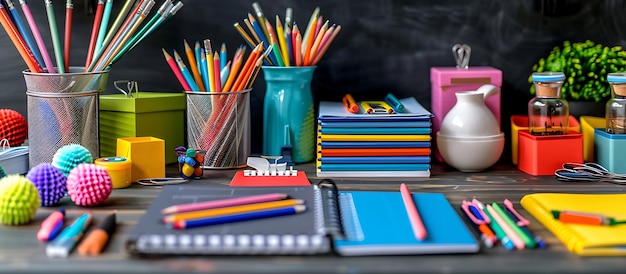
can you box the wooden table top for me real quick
[1,162,625,273]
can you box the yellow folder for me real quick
[521,193,626,256]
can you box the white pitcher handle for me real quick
[476,84,498,100]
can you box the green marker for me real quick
[474,199,514,250]
[492,202,536,249]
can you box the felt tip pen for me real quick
[384,93,405,113]
[37,208,65,242]
[46,212,93,258]
[551,210,626,226]
[77,213,116,256]
[342,93,358,114]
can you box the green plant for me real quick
[529,40,626,102]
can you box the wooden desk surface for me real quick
[2,163,625,273]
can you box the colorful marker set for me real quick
[0,0,183,74]
[160,192,306,230]
[461,198,546,250]
[40,210,117,258]
[163,40,271,92]
[234,2,341,67]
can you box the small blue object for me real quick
[532,72,565,82]
[384,93,405,113]
[184,157,196,166]
[177,155,186,164]
[607,73,626,83]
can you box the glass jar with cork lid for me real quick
[606,73,626,134]
[528,72,569,135]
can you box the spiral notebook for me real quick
[125,184,478,256]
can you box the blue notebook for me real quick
[319,121,432,128]
[318,156,431,164]
[319,163,431,171]
[126,183,478,256]
[333,191,479,256]
[319,127,431,135]
[320,141,431,148]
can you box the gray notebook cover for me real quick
[125,185,330,255]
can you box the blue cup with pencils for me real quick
[232,4,342,163]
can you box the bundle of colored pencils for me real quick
[0,0,182,74]
[160,192,306,230]
[234,2,341,67]
[162,39,271,92]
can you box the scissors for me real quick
[136,178,189,186]
[554,162,626,185]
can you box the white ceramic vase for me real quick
[437,84,504,172]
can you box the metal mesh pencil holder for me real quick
[186,90,251,169]
[23,67,109,168]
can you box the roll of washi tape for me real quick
[94,157,132,188]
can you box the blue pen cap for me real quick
[532,72,565,82]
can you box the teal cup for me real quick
[262,66,316,163]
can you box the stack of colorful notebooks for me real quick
[316,97,434,177]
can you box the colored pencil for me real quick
[19,0,54,72]
[294,30,302,66]
[162,48,190,91]
[399,183,427,240]
[163,199,303,223]
[284,7,292,29]
[221,60,231,86]
[6,0,44,69]
[213,52,221,92]
[44,0,65,73]
[247,13,269,54]
[251,2,269,42]
[199,50,209,91]
[301,6,320,55]
[0,2,41,72]
[184,39,204,91]
[63,0,73,72]
[222,46,244,92]
[110,0,173,65]
[311,25,341,65]
[307,20,328,65]
[94,0,113,57]
[285,25,293,66]
[220,42,227,70]
[85,0,104,67]
[234,22,256,48]
[100,0,135,56]
[275,15,289,66]
[173,49,199,91]
[232,43,261,92]
[171,205,306,230]
[204,39,215,92]
[161,193,288,214]
[242,18,260,44]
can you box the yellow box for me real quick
[116,137,165,182]
[580,116,605,162]
[510,115,580,165]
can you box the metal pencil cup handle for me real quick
[185,90,251,169]
[23,67,109,168]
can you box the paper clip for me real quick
[360,101,394,114]
[136,178,189,186]
[114,80,139,98]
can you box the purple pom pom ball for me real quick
[26,163,67,207]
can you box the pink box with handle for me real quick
[430,67,502,162]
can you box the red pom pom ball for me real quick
[0,109,27,147]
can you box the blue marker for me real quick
[46,212,93,257]
[384,93,405,113]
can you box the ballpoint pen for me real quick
[342,93,358,114]
[46,212,93,258]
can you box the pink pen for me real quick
[37,208,65,242]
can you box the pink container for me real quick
[430,67,502,162]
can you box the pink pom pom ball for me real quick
[66,163,112,207]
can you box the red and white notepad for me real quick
[229,157,311,187]
[229,169,311,187]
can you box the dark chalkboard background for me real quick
[1,0,624,159]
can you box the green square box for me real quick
[99,92,185,164]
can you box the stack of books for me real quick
[316,97,434,177]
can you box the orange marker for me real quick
[77,213,116,256]
[342,93,358,114]
[551,210,626,226]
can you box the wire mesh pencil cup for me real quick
[186,90,251,169]
[23,67,109,168]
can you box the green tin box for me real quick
[99,92,185,164]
